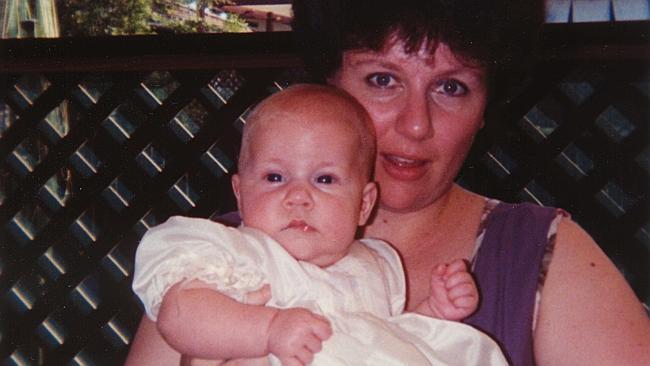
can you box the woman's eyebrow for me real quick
[440,67,486,81]
[349,57,400,71]
[352,59,485,83]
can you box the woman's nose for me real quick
[282,184,314,210]
[395,92,434,141]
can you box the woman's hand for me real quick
[179,355,224,366]
[179,355,271,366]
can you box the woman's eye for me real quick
[366,73,396,88]
[435,79,467,96]
[316,175,335,184]
[265,173,283,182]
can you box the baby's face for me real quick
[233,106,376,267]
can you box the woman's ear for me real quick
[231,174,242,209]
[358,182,378,226]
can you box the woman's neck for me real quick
[365,185,486,310]
[365,185,484,258]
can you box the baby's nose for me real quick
[283,185,314,209]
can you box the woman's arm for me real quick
[534,219,650,365]
[124,315,182,366]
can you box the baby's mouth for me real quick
[284,220,316,232]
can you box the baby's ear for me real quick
[231,174,242,208]
[358,182,378,226]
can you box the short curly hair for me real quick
[292,0,544,102]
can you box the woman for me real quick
[126,1,649,365]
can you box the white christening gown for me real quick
[133,216,506,365]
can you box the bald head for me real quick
[239,84,376,179]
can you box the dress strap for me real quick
[469,198,500,268]
[463,200,563,365]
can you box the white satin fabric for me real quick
[133,216,506,365]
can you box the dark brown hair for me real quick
[292,0,544,102]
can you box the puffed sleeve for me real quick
[358,238,407,316]
[132,216,268,320]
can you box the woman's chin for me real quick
[377,194,426,213]
[377,181,454,214]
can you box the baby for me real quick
[132,84,506,365]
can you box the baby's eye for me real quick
[434,79,468,97]
[265,173,283,182]
[366,73,397,88]
[316,175,335,184]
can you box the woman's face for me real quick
[329,39,488,213]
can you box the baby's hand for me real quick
[243,284,271,305]
[267,308,332,366]
[416,259,479,321]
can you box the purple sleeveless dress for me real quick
[464,201,563,366]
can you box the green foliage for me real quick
[220,13,249,33]
[58,0,249,36]
[159,19,223,34]
[58,0,154,36]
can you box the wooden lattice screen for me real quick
[0,25,648,365]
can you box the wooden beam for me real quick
[0,22,648,74]
[0,32,301,73]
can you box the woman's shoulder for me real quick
[534,210,650,364]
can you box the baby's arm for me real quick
[413,259,479,321]
[158,280,332,365]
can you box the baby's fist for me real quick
[416,259,479,321]
[267,308,332,366]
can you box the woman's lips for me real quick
[381,154,429,181]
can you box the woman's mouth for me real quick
[284,220,316,232]
[381,154,429,181]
